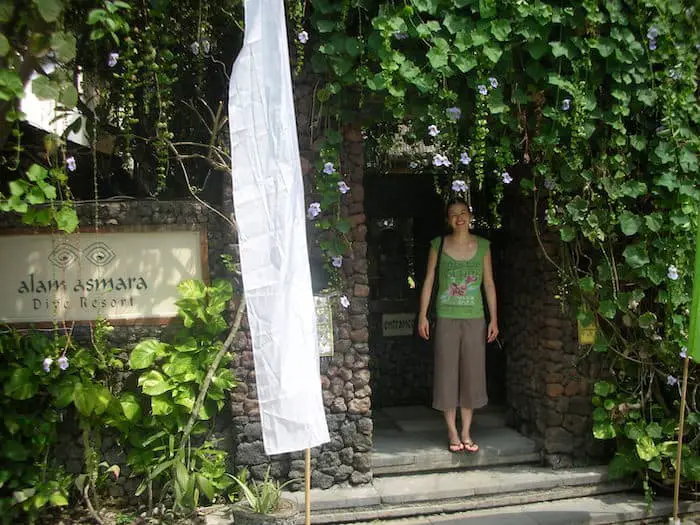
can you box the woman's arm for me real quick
[417,245,439,340]
[482,247,499,342]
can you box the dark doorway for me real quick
[365,172,507,410]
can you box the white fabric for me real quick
[228,0,330,455]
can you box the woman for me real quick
[418,198,499,453]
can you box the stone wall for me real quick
[498,191,608,467]
[227,75,373,488]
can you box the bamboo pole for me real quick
[673,211,700,523]
[672,356,690,524]
[305,447,311,525]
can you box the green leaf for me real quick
[27,164,48,181]
[593,37,615,57]
[129,339,164,369]
[598,300,617,319]
[679,148,698,174]
[637,312,657,329]
[549,41,570,58]
[49,492,68,506]
[528,40,549,59]
[32,76,59,101]
[426,40,449,69]
[151,394,174,416]
[490,19,511,41]
[594,380,614,397]
[92,385,112,415]
[646,422,663,439]
[4,368,38,400]
[635,435,658,461]
[51,376,78,408]
[620,181,646,198]
[0,0,14,22]
[579,276,595,292]
[637,89,656,107]
[138,370,173,396]
[482,43,503,63]
[73,383,96,416]
[593,422,616,439]
[3,440,29,461]
[51,32,77,63]
[629,135,646,151]
[57,82,78,108]
[120,392,142,421]
[173,385,196,410]
[0,70,23,100]
[608,452,642,479]
[622,244,649,269]
[55,206,78,232]
[625,422,645,440]
[196,474,215,501]
[452,54,477,73]
[412,0,438,14]
[654,142,674,164]
[619,211,641,236]
[33,0,63,22]
[560,226,576,242]
[0,33,8,57]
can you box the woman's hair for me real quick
[445,197,471,216]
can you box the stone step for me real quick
[345,493,700,524]
[201,466,637,525]
[373,424,540,476]
[276,466,626,524]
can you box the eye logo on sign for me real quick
[48,243,80,269]
[84,242,116,266]
[48,242,117,269]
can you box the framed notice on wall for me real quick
[0,227,207,324]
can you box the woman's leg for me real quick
[443,408,460,448]
[433,319,462,450]
[460,407,473,443]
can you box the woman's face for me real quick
[447,203,471,231]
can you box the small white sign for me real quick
[382,313,415,337]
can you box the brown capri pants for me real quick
[433,317,488,411]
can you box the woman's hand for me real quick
[487,320,499,343]
[418,315,430,340]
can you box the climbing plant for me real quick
[301,0,700,494]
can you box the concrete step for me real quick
[276,466,627,524]
[373,424,540,476]
[347,493,700,524]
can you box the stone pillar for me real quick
[499,190,607,467]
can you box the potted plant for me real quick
[227,468,299,525]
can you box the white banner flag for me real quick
[228,0,330,455]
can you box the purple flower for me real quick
[202,40,211,54]
[42,357,53,373]
[337,181,350,194]
[544,178,556,190]
[392,31,409,40]
[446,107,462,120]
[459,152,472,166]
[66,156,76,172]
[323,162,335,175]
[331,255,343,268]
[409,161,418,169]
[488,77,498,89]
[340,295,350,308]
[190,41,200,55]
[648,39,657,51]
[647,26,659,39]
[107,52,119,68]
[667,375,678,386]
[478,85,488,96]
[451,179,468,192]
[298,31,309,44]
[501,172,513,184]
[680,347,688,359]
[427,124,440,137]
[307,202,321,219]
[669,68,681,80]
[57,356,69,370]
[561,98,571,111]
[667,265,679,280]
[432,154,451,167]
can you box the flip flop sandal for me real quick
[448,442,465,453]
[463,440,479,453]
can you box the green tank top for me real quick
[431,236,489,319]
